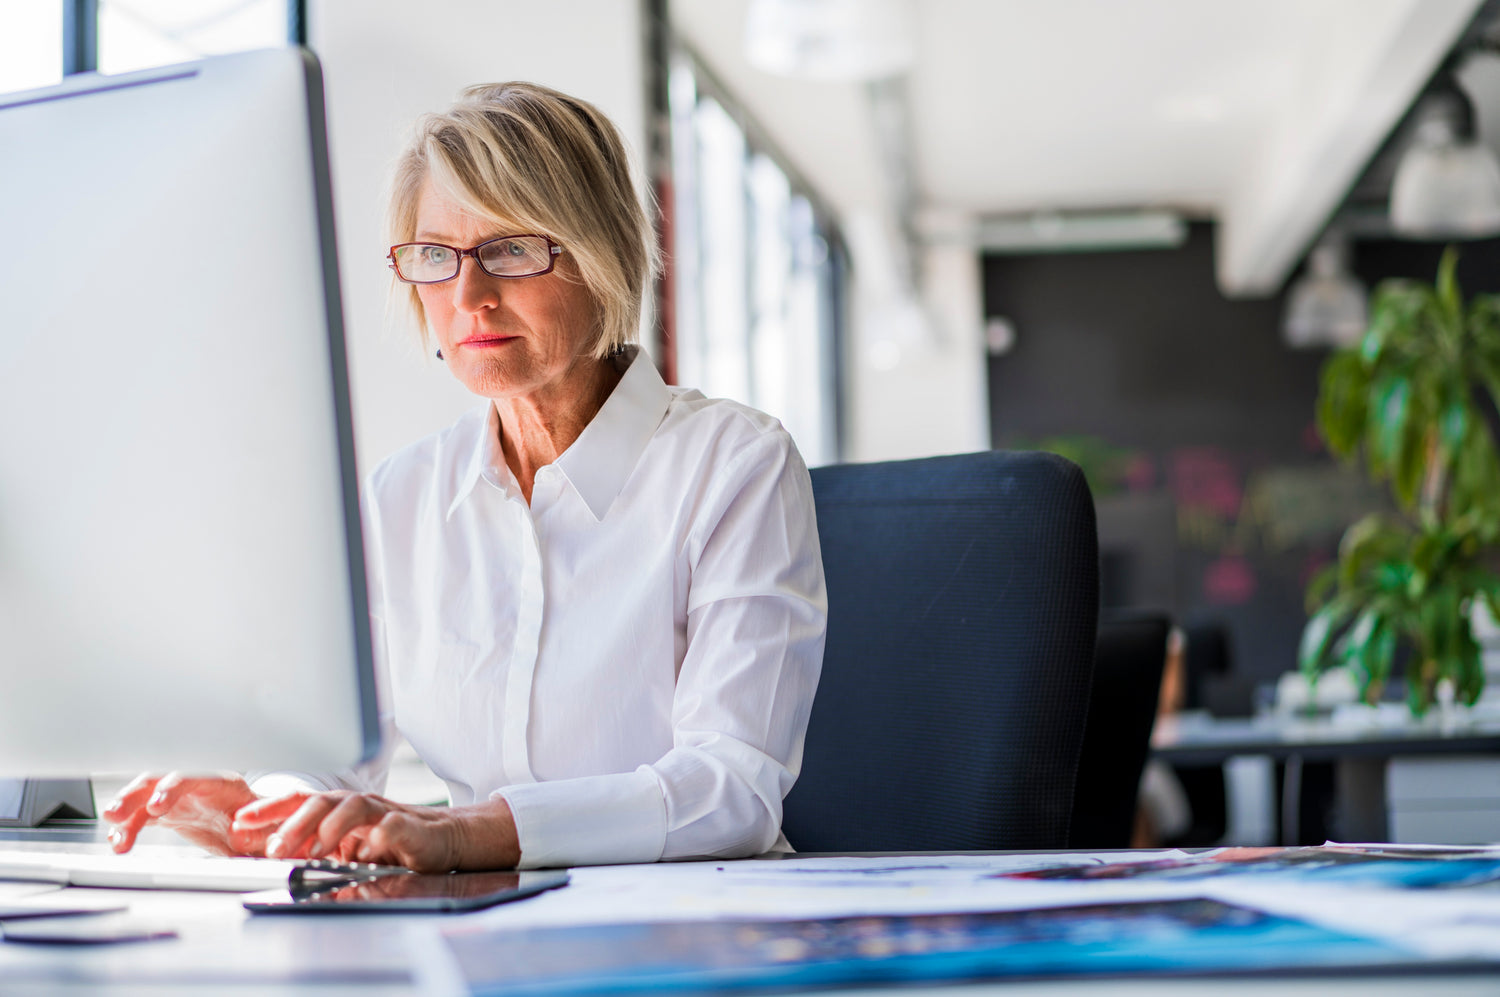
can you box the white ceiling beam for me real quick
[1216,0,1485,298]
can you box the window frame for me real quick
[60,0,305,78]
[664,40,849,464]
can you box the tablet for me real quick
[242,869,569,914]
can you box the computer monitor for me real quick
[0,48,378,776]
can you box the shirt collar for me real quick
[446,403,503,520]
[556,346,671,522]
[445,347,670,522]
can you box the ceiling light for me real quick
[965,210,1187,254]
[1283,234,1367,349]
[985,316,1017,356]
[744,0,914,81]
[1389,80,1500,239]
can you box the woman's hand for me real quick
[102,773,304,857]
[232,793,520,873]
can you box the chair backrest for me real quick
[1067,612,1170,849]
[781,450,1099,852]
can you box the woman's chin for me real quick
[455,358,532,400]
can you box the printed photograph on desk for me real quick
[422,899,1413,994]
[1003,846,1500,890]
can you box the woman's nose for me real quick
[452,256,500,312]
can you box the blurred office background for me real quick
[9,0,1500,834]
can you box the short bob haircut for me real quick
[386,82,656,359]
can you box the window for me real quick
[668,50,845,467]
[2,0,301,94]
[0,0,64,95]
[99,0,293,75]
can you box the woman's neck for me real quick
[493,356,624,503]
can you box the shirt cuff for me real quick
[495,767,666,869]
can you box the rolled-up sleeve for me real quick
[497,431,826,868]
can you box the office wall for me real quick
[843,231,991,463]
[985,226,1500,699]
[307,1,648,473]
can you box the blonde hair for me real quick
[386,82,656,359]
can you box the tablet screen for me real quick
[243,869,569,914]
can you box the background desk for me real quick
[1152,712,1500,845]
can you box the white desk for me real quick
[5,836,1500,995]
[1151,711,1500,766]
[1152,711,1500,844]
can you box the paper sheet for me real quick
[408,847,1500,994]
[1200,880,1500,960]
[437,851,1208,930]
[0,882,63,903]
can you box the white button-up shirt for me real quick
[347,348,826,868]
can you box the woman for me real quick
[103,82,826,871]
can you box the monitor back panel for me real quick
[0,49,377,776]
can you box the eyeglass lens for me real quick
[392,236,553,282]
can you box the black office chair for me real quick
[1067,612,1170,849]
[781,450,1099,852]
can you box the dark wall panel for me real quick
[984,223,1500,704]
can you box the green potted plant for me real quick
[1300,249,1500,714]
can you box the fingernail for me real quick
[307,841,325,859]
[107,829,121,845]
[265,834,283,857]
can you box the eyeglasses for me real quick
[387,234,562,283]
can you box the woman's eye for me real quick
[421,246,454,265]
[503,241,526,256]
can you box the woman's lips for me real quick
[458,335,517,348]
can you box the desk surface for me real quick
[1151,710,1500,765]
[5,835,1500,995]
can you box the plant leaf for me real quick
[1299,599,1353,676]
[1455,620,1485,706]
[1363,620,1397,704]
[1394,417,1427,513]
[1436,246,1463,333]
[1439,390,1469,457]
[1365,281,1431,366]
[1317,351,1369,458]
[1411,528,1443,579]
[1337,607,1379,667]
[1338,514,1408,592]
[1369,374,1411,485]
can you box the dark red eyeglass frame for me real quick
[386,234,563,283]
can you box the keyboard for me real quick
[0,847,407,892]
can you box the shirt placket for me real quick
[501,496,544,785]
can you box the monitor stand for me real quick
[0,779,96,827]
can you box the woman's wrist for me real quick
[449,797,521,869]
